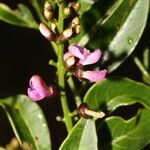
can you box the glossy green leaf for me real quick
[71,0,149,72]
[59,119,97,150]
[0,3,38,29]
[98,109,150,149]
[84,78,150,111]
[0,95,51,150]
[60,78,150,149]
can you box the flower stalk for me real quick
[57,2,73,133]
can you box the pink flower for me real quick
[27,75,55,101]
[82,70,107,82]
[64,44,101,66]
[64,44,107,83]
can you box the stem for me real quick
[134,57,149,78]
[57,44,73,132]
[143,48,149,70]
[51,42,58,55]
[32,2,47,23]
[68,76,82,107]
[57,2,73,133]
[57,3,64,33]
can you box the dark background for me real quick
[0,0,149,149]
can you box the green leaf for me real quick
[0,3,38,29]
[0,95,51,150]
[84,78,150,111]
[59,119,97,150]
[98,109,150,149]
[71,0,149,72]
[78,0,96,16]
[60,78,150,149]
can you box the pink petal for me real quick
[82,69,107,82]
[27,75,52,101]
[82,48,90,56]
[68,44,84,59]
[27,87,45,101]
[39,23,54,40]
[80,49,101,65]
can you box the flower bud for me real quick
[78,103,89,118]
[27,75,56,101]
[72,17,80,25]
[44,9,53,20]
[64,7,72,16]
[44,1,53,20]
[44,1,53,11]
[65,56,76,68]
[68,2,75,8]
[59,28,73,42]
[68,2,80,12]
[39,23,55,41]
[51,23,57,33]
[72,2,80,12]
[74,25,81,34]
[78,103,105,119]
[69,17,80,28]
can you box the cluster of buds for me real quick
[27,75,56,101]
[59,17,80,42]
[64,44,107,82]
[44,1,53,21]
[59,1,81,42]
[64,2,80,17]
[39,1,81,42]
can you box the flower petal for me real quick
[27,87,45,101]
[68,44,84,59]
[80,49,101,65]
[82,48,90,56]
[82,69,107,82]
[39,23,54,40]
[27,75,52,101]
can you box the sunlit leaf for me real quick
[70,0,149,72]
[59,119,97,150]
[84,78,150,111]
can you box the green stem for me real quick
[57,2,73,133]
[57,3,64,33]
[57,44,73,132]
[51,42,58,55]
[134,57,149,78]
[31,2,46,23]
[143,48,149,70]
[68,76,82,107]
